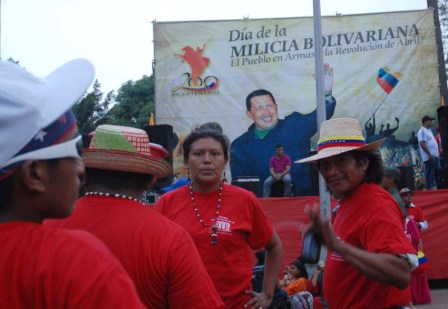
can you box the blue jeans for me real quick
[424,156,441,189]
[263,173,292,197]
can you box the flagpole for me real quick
[313,0,331,220]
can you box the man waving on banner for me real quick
[230,63,337,197]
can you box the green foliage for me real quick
[439,0,448,71]
[107,75,155,128]
[73,80,114,134]
[73,75,155,133]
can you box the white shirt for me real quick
[417,126,439,161]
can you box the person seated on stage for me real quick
[263,144,292,197]
[400,188,428,231]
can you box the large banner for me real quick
[154,10,440,196]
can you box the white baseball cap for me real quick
[0,59,95,168]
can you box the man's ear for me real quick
[19,161,48,193]
[245,110,254,121]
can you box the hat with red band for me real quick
[296,118,385,163]
[82,124,172,179]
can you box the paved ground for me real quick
[415,280,448,309]
[416,289,447,308]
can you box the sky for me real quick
[1,0,429,95]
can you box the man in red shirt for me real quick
[0,59,144,308]
[45,124,223,309]
[263,144,292,197]
[298,118,417,309]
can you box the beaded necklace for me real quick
[85,191,143,204]
[188,182,223,246]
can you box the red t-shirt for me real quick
[0,222,144,308]
[45,196,222,309]
[407,204,426,223]
[156,183,274,308]
[323,183,416,309]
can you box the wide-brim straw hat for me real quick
[82,124,172,178]
[296,118,385,163]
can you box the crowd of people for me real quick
[0,58,436,309]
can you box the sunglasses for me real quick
[5,135,83,166]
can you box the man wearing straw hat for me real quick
[0,60,144,307]
[297,118,417,308]
[45,124,223,308]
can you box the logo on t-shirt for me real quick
[213,216,234,235]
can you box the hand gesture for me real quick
[244,290,272,309]
[304,204,341,253]
[323,63,334,95]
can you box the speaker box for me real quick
[231,176,260,197]
[143,124,178,188]
[437,167,448,189]
[437,106,448,164]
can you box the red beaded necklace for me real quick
[189,182,223,246]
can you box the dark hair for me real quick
[292,258,308,279]
[255,250,266,265]
[246,89,276,111]
[275,144,283,150]
[0,174,14,210]
[85,168,153,192]
[197,122,223,134]
[317,150,384,186]
[352,150,384,184]
[182,126,230,163]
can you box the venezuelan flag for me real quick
[376,67,402,94]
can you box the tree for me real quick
[73,79,114,134]
[107,75,155,128]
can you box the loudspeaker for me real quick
[437,167,448,189]
[231,176,260,197]
[437,106,448,164]
[143,124,178,188]
[397,166,415,191]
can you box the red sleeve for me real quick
[416,207,426,222]
[360,199,416,255]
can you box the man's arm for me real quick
[323,63,337,119]
[269,167,280,180]
[306,205,414,290]
[278,165,291,177]
[244,231,283,309]
[419,140,433,161]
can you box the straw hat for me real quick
[82,125,172,178]
[296,118,385,163]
